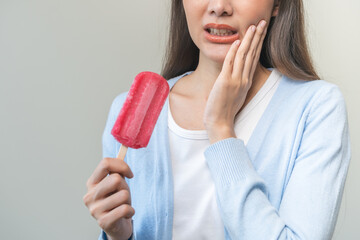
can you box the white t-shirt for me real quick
[168,69,282,239]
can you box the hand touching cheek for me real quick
[203,20,268,143]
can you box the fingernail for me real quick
[234,40,240,45]
[251,25,256,32]
[260,20,267,27]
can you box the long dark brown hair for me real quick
[161,0,319,81]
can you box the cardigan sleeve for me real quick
[99,93,135,240]
[204,85,351,239]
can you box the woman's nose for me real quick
[207,0,233,17]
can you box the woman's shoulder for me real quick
[166,71,194,89]
[280,73,346,105]
[274,73,348,126]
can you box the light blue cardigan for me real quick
[99,71,351,240]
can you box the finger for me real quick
[103,189,132,211]
[99,204,135,229]
[250,21,268,80]
[100,189,132,213]
[87,158,133,189]
[242,21,267,81]
[88,189,131,219]
[221,39,241,75]
[232,25,256,79]
[93,173,129,201]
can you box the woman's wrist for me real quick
[106,218,133,240]
[206,123,236,144]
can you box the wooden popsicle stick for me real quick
[117,144,128,161]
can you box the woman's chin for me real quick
[208,52,227,64]
[203,45,232,64]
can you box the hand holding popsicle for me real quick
[83,158,134,240]
[84,72,169,239]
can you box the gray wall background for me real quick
[0,0,358,239]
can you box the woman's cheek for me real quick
[239,0,274,24]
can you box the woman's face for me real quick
[182,0,278,63]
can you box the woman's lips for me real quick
[204,30,239,44]
[203,23,239,44]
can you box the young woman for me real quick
[84,0,351,239]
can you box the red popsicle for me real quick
[111,71,169,159]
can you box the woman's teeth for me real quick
[208,28,235,36]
